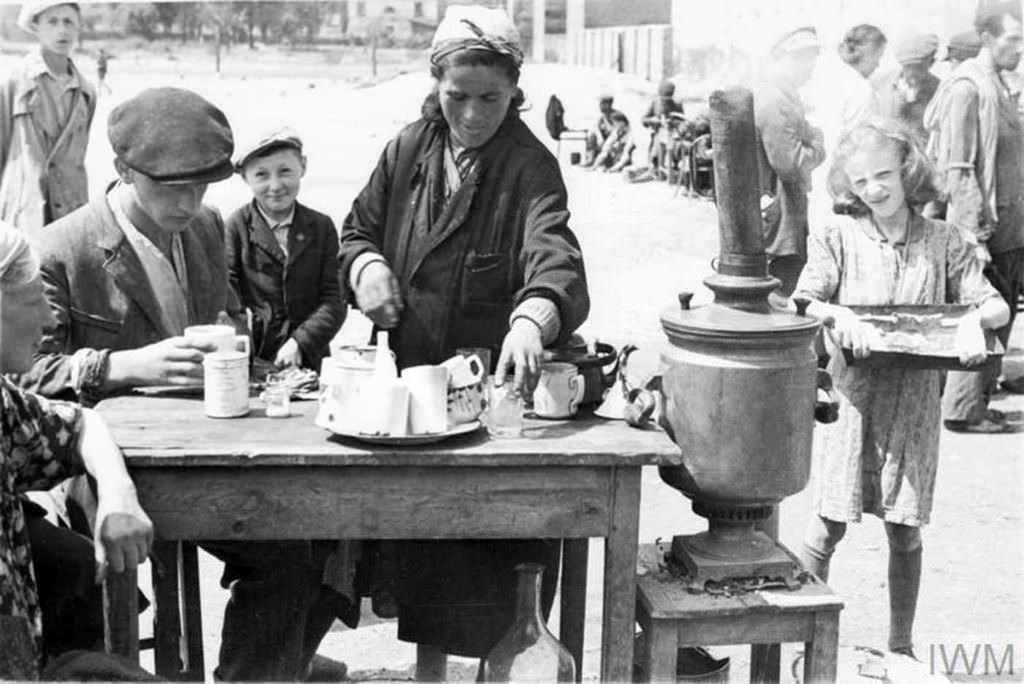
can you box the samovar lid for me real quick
[661,299,819,344]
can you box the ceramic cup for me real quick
[442,353,486,425]
[184,324,250,356]
[401,365,449,434]
[532,362,586,419]
[363,378,410,436]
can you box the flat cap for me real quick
[235,127,303,172]
[895,33,939,64]
[598,93,614,104]
[771,26,821,58]
[16,1,78,32]
[946,30,982,60]
[108,88,234,185]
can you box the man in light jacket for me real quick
[925,0,1024,431]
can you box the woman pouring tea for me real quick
[339,3,589,673]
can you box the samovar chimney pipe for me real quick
[702,88,778,313]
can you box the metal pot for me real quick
[545,337,619,406]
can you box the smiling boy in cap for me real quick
[1,2,95,234]
[16,87,342,681]
[224,128,345,372]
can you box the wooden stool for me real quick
[635,544,842,683]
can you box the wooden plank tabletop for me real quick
[96,394,684,468]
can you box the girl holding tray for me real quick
[792,117,1009,658]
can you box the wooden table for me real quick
[97,395,683,682]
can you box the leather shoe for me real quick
[944,417,1011,433]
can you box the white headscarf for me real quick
[430,5,523,67]
[0,221,40,290]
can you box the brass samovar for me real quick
[658,87,828,582]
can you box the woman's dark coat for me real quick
[340,111,589,656]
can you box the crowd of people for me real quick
[1,0,1022,680]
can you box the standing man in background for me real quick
[925,0,1024,431]
[755,26,827,296]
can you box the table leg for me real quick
[750,644,781,683]
[152,540,183,678]
[560,538,588,682]
[180,542,205,680]
[600,467,641,682]
[804,611,840,684]
[103,568,139,662]
[643,623,678,682]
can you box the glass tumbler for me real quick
[486,379,524,438]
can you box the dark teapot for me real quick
[544,334,619,406]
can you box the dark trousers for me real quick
[200,541,341,682]
[24,504,105,660]
[943,248,1024,422]
[768,253,806,297]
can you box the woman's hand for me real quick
[274,338,303,368]
[94,485,154,582]
[355,261,403,329]
[830,305,876,359]
[954,310,988,366]
[494,318,544,396]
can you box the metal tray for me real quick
[839,305,1004,372]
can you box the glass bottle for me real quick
[483,563,576,682]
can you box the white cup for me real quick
[363,378,410,436]
[532,362,586,419]
[203,350,250,418]
[442,353,485,389]
[184,324,250,356]
[401,365,449,434]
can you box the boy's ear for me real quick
[113,158,133,184]
[299,154,308,177]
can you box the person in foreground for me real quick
[340,4,589,675]
[0,221,154,680]
[792,118,1009,659]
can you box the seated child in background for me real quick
[224,128,345,372]
[588,111,635,173]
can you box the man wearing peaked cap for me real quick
[754,25,826,296]
[882,33,941,139]
[16,87,340,680]
[946,30,983,65]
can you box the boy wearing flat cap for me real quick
[1,2,95,234]
[17,87,342,681]
[881,34,940,140]
[225,128,345,373]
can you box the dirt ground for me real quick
[2,41,1022,681]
